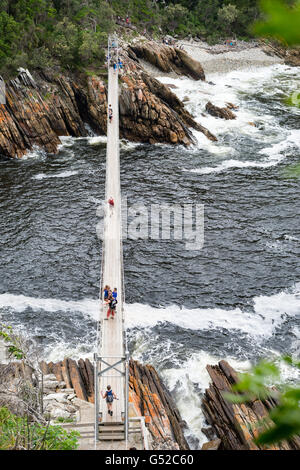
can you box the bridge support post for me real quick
[125,349,129,443]
[94,353,99,442]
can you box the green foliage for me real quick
[162,4,190,34]
[0,0,299,77]
[224,357,300,446]
[55,416,75,423]
[217,3,240,35]
[0,0,115,77]
[0,324,24,360]
[253,0,300,46]
[253,1,300,117]
[0,407,79,450]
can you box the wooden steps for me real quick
[99,423,125,441]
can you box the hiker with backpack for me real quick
[101,385,117,416]
[105,292,118,319]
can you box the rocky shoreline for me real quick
[176,39,285,74]
[1,37,298,160]
[1,354,299,450]
[1,357,189,450]
[0,42,218,160]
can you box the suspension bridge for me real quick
[57,36,148,451]
[93,36,148,449]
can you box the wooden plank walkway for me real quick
[98,64,125,425]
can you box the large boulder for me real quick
[129,41,205,80]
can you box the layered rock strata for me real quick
[261,41,300,67]
[201,360,300,451]
[0,42,216,159]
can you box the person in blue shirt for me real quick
[103,285,110,300]
[101,385,117,416]
[112,288,117,300]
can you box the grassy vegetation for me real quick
[0,407,79,450]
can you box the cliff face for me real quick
[0,42,216,159]
[0,71,87,158]
[128,360,189,450]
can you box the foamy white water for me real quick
[158,64,300,173]
[161,352,251,448]
[22,145,47,160]
[1,287,299,340]
[33,170,79,180]
[186,129,300,175]
[125,290,300,339]
[1,285,299,448]
[0,293,99,317]
[88,135,107,145]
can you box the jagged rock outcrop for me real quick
[205,102,237,120]
[202,438,221,450]
[0,70,87,158]
[129,41,206,80]
[40,358,94,404]
[128,360,189,450]
[0,45,216,159]
[202,360,300,451]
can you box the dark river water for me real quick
[0,63,299,447]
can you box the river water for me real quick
[0,63,299,448]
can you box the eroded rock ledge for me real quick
[0,43,216,159]
[205,102,237,120]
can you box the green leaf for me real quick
[253,0,300,46]
[256,423,300,445]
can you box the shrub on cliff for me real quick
[0,407,79,450]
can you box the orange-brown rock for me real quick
[202,360,300,450]
[261,41,300,67]
[201,438,221,450]
[0,47,216,158]
[128,360,189,450]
